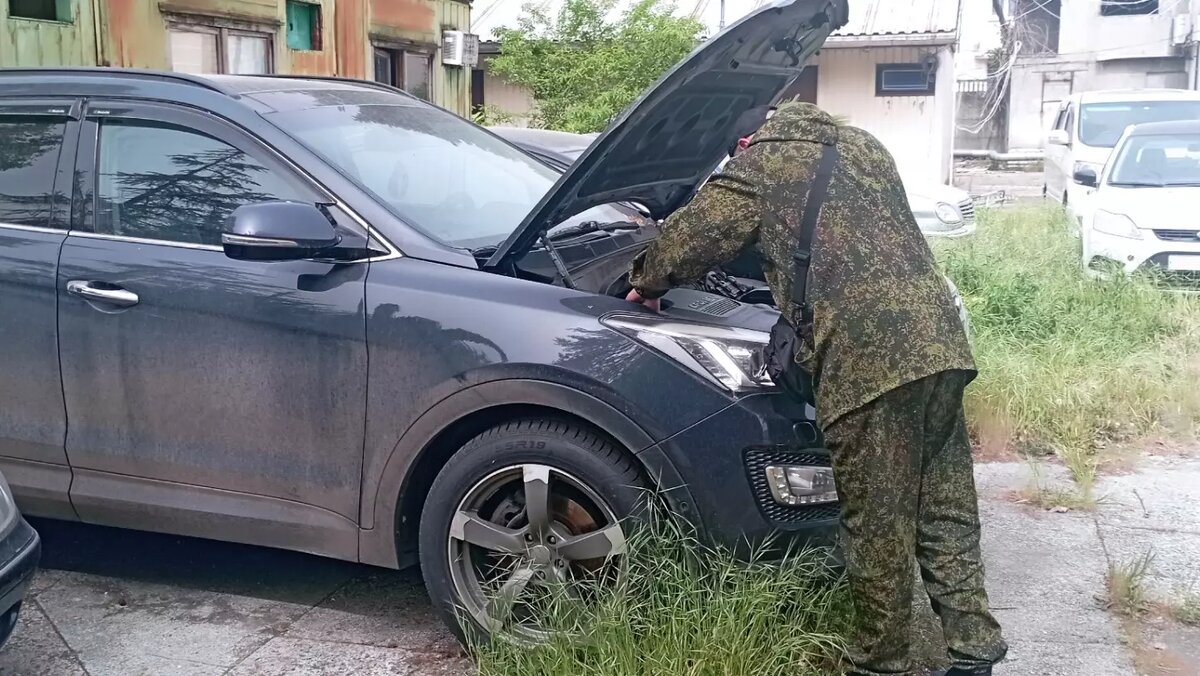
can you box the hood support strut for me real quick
[540,233,578,289]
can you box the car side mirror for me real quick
[1047,130,1070,146]
[222,202,342,261]
[1073,167,1098,188]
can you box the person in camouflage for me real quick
[626,102,1007,676]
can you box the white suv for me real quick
[1043,89,1200,212]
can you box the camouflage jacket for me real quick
[628,102,975,429]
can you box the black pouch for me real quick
[765,315,815,406]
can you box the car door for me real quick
[58,100,369,558]
[0,99,80,520]
[1045,103,1071,201]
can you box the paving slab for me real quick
[227,637,469,676]
[1094,457,1200,535]
[282,568,461,655]
[6,459,1191,676]
[0,601,86,676]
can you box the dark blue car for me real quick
[0,0,847,643]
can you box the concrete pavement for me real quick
[2,455,1198,675]
[0,519,468,675]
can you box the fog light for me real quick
[764,465,838,506]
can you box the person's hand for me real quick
[625,289,661,312]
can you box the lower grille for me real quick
[1139,253,1200,289]
[744,448,841,524]
[959,199,976,224]
[1154,229,1200,243]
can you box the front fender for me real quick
[357,378,698,569]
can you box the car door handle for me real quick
[66,280,140,308]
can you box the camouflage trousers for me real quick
[823,370,1007,676]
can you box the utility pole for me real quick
[719,0,726,29]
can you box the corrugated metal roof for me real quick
[473,0,960,44]
[834,0,960,38]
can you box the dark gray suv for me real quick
[0,0,847,642]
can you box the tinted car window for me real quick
[0,116,66,228]
[1079,101,1200,148]
[96,120,309,246]
[268,103,627,250]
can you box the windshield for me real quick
[1079,101,1200,148]
[1108,132,1200,187]
[269,103,625,250]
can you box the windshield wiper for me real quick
[1109,181,1164,188]
[547,220,642,242]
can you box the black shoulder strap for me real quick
[790,142,839,318]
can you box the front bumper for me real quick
[0,517,41,622]
[636,391,839,556]
[1085,227,1200,286]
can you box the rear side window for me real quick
[95,119,310,246]
[0,116,67,228]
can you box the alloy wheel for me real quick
[446,463,627,642]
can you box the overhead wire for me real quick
[958,0,1192,134]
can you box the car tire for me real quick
[0,603,20,649]
[419,418,648,647]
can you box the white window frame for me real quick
[166,18,276,75]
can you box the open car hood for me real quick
[483,0,847,270]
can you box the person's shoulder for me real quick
[837,125,886,151]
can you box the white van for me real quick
[1043,89,1200,210]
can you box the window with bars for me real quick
[373,47,434,101]
[168,25,272,75]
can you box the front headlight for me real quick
[1093,210,1142,240]
[602,314,774,392]
[935,202,963,224]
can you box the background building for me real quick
[1,0,476,115]
[955,0,1200,152]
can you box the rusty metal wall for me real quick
[1,0,100,67]
[2,0,472,117]
[434,0,471,115]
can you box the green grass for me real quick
[1015,458,1097,511]
[1105,551,1156,617]
[471,515,851,676]
[934,205,1200,485]
[1171,590,1200,626]
[473,204,1199,675]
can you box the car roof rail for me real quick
[0,67,234,96]
[232,73,419,101]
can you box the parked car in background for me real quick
[1043,89,1200,211]
[1074,120,1200,286]
[491,126,977,238]
[0,0,848,646]
[0,469,39,649]
[903,179,976,238]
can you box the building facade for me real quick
[1,0,474,115]
[991,0,1199,150]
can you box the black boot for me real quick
[933,666,992,676]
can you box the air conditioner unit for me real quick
[1171,14,1192,46]
[442,31,480,67]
